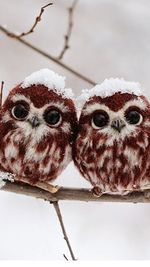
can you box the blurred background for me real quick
[1,0,150,260]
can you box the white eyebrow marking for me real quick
[11,94,31,103]
[11,94,70,113]
[123,98,147,111]
[82,97,147,115]
[46,101,69,112]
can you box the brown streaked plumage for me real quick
[73,91,150,195]
[0,83,78,183]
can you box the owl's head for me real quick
[78,78,150,142]
[1,69,78,143]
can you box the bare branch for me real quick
[52,201,76,260]
[2,180,150,203]
[5,3,53,38]
[0,81,4,108]
[63,254,69,261]
[0,25,96,86]
[58,0,78,60]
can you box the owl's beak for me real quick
[111,118,125,132]
[29,116,40,128]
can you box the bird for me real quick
[0,69,78,187]
[73,78,150,196]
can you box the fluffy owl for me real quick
[0,69,78,184]
[73,78,150,195]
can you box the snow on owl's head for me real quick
[78,78,150,142]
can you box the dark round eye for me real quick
[12,104,29,120]
[44,109,61,126]
[92,111,109,128]
[125,110,142,125]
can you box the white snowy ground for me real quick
[1,0,150,260]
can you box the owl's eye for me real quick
[44,109,61,126]
[92,111,109,129]
[12,104,29,120]
[125,110,142,125]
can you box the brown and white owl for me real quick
[73,78,150,195]
[0,69,78,185]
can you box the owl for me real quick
[73,78,150,195]
[0,69,78,185]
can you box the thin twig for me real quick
[0,81,4,108]
[52,201,76,260]
[6,3,53,38]
[58,0,78,60]
[0,26,96,86]
[63,254,69,261]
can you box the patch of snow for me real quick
[0,171,15,188]
[0,179,6,188]
[78,78,143,108]
[22,68,74,99]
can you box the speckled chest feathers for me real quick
[74,93,150,193]
[0,84,77,183]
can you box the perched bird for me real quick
[73,78,150,195]
[0,69,78,185]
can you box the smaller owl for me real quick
[73,78,150,195]
[0,69,78,186]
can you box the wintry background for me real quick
[1,0,150,260]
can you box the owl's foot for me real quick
[92,187,103,197]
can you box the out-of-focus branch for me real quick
[0,25,96,86]
[0,81,4,108]
[58,0,78,60]
[6,3,53,38]
[2,180,150,203]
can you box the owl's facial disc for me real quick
[11,97,62,129]
[111,118,125,132]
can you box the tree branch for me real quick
[52,201,76,260]
[0,81,4,108]
[0,25,95,86]
[0,26,96,86]
[6,3,53,38]
[2,181,150,203]
[58,0,78,60]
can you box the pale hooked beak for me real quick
[111,118,125,132]
[29,116,40,128]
